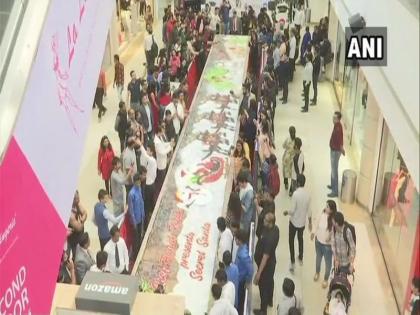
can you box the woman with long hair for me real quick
[227,192,242,225]
[67,190,87,260]
[310,199,337,288]
[282,126,296,190]
[232,139,249,180]
[98,136,115,194]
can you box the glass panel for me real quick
[372,124,420,313]
[333,23,346,107]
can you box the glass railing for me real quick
[0,0,28,91]
[398,0,419,19]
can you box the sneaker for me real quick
[310,101,317,106]
[327,185,332,189]
[322,280,328,289]
[282,100,288,104]
[301,109,308,113]
[289,263,295,273]
[285,182,289,190]
[298,259,303,266]
[314,273,320,281]
[327,193,338,198]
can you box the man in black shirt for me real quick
[127,71,142,112]
[311,46,321,105]
[253,212,279,315]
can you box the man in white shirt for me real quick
[209,284,238,315]
[90,251,109,273]
[104,225,130,274]
[140,143,157,225]
[215,269,236,306]
[210,7,221,33]
[288,28,297,81]
[283,174,312,273]
[301,53,313,113]
[144,27,154,66]
[154,125,174,196]
[217,217,234,263]
[293,4,305,37]
[166,93,184,135]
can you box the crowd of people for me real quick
[57,1,366,315]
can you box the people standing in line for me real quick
[255,192,275,240]
[301,53,313,113]
[128,172,146,259]
[235,229,253,315]
[288,28,297,82]
[111,157,134,215]
[217,217,234,264]
[123,137,138,198]
[222,251,239,310]
[93,69,107,121]
[311,46,321,105]
[311,200,337,288]
[279,36,290,104]
[166,92,185,137]
[114,101,129,154]
[253,212,280,315]
[154,125,174,197]
[277,278,304,315]
[74,232,95,284]
[230,10,241,35]
[331,212,356,274]
[147,80,160,132]
[104,225,130,274]
[293,4,305,43]
[328,111,345,198]
[220,0,232,35]
[139,142,157,227]
[209,284,238,315]
[215,269,236,307]
[284,174,312,273]
[67,191,87,260]
[94,189,126,250]
[237,171,256,234]
[89,251,108,273]
[282,126,296,191]
[127,70,142,113]
[98,136,115,195]
[113,54,125,102]
[290,137,304,196]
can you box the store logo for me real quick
[345,27,387,66]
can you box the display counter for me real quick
[132,35,250,314]
[50,284,185,315]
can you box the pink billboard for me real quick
[0,0,114,313]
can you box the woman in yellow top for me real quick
[282,126,296,191]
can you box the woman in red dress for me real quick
[97,135,115,194]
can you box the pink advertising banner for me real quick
[0,0,114,313]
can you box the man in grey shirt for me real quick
[112,156,134,215]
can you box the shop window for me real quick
[372,123,420,312]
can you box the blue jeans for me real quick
[315,238,333,281]
[330,150,341,195]
[223,21,230,35]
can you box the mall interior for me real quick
[0,0,419,315]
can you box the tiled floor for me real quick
[76,25,399,315]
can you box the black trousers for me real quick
[289,58,295,81]
[258,263,275,312]
[139,1,146,15]
[155,168,167,200]
[94,87,106,118]
[132,222,144,259]
[238,280,246,315]
[144,183,156,227]
[119,133,126,154]
[303,81,311,110]
[104,179,112,196]
[289,221,305,264]
[312,76,318,103]
[99,237,111,251]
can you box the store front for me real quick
[372,123,420,313]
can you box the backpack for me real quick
[343,222,356,254]
[150,35,158,59]
[268,165,280,197]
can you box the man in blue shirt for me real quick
[220,0,231,35]
[222,251,239,309]
[235,229,253,315]
[128,171,146,258]
[94,189,126,250]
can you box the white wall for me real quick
[309,0,329,23]
[330,0,419,190]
